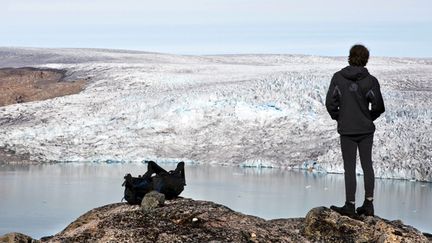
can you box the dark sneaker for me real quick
[330,201,357,218]
[356,199,374,216]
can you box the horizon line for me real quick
[1,45,432,59]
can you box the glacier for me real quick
[0,47,431,181]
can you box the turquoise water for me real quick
[0,163,431,239]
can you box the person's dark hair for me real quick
[348,44,369,67]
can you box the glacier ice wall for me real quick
[0,48,431,181]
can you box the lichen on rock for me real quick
[303,206,429,243]
[39,198,306,242]
[141,191,165,212]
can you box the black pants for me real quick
[340,133,374,202]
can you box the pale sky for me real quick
[2,0,432,57]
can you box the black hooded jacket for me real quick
[325,66,385,135]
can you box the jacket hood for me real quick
[340,66,369,81]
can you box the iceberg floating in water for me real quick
[240,159,276,168]
[299,160,327,174]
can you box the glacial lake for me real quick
[0,163,431,239]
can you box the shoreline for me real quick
[1,153,431,184]
[0,147,41,165]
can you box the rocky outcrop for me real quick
[141,191,166,212]
[0,232,39,243]
[2,199,430,242]
[304,207,429,243]
[0,67,86,107]
[41,198,306,242]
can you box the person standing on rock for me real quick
[325,44,385,218]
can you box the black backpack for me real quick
[122,166,186,204]
[152,170,186,200]
[122,174,153,205]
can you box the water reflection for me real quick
[0,163,430,239]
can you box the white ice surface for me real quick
[0,48,431,181]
